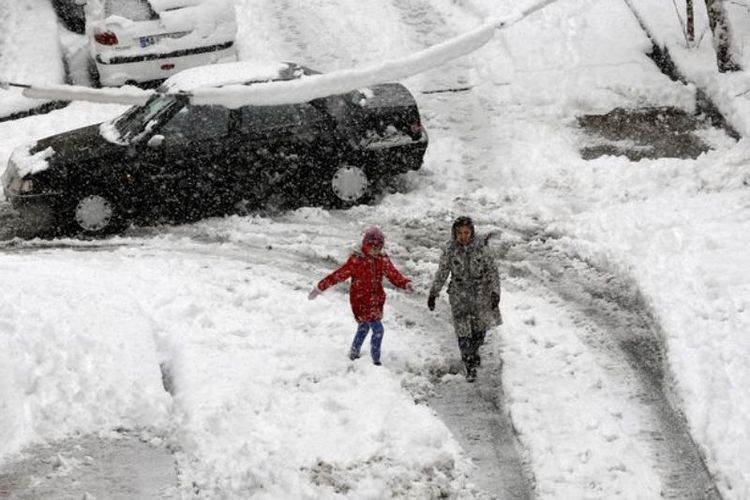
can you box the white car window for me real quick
[105,0,157,21]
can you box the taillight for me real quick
[94,31,118,45]
[19,179,34,193]
[410,121,423,137]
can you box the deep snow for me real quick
[1,0,749,498]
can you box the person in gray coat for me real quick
[428,216,502,382]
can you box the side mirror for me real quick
[147,135,165,148]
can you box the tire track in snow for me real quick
[0,203,721,497]
[0,430,178,500]
[384,3,535,497]
[148,220,534,499]
[0,1,720,496]
[380,1,722,495]
[0,213,531,498]
[372,214,722,498]
[495,224,722,499]
[0,256,179,498]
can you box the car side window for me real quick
[320,95,351,125]
[160,105,230,141]
[313,96,357,136]
[297,102,329,127]
[240,105,301,136]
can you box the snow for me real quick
[501,290,663,498]
[160,60,288,92]
[9,10,507,107]
[10,145,55,177]
[1,0,750,498]
[188,17,496,108]
[0,0,64,118]
[22,83,152,106]
[154,0,236,39]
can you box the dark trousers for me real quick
[458,330,486,368]
[351,320,384,362]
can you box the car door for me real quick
[233,102,333,208]
[146,103,237,219]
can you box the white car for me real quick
[81,0,237,87]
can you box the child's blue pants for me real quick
[351,320,384,362]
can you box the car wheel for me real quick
[88,58,102,88]
[73,194,119,235]
[330,165,369,207]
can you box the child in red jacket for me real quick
[308,227,413,365]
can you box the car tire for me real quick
[72,193,121,236]
[329,164,370,208]
[88,58,102,89]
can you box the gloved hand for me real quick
[308,286,322,300]
[404,283,414,294]
[427,294,437,311]
[490,291,500,308]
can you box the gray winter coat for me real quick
[429,234,502,337]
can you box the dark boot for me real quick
[472,331,486,367]
[458,336,478,381]
[464,354,478,382]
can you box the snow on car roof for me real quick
[160,61,297,93]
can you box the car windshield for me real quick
[112,94,182,143]
[104,0,158,21]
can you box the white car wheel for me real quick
[75,194,114,233]
[331,165,368,202]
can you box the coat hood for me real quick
[362,226,385,245]
[447,232,493,251]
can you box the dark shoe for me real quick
[466,367,477,382]
[349,351,360,361]
[373,360,382,366]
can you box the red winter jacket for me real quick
[317,247,411,323]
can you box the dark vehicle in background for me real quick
[51,0,86,33]
[2,61,428,236]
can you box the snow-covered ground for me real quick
[1,0,749,498]
[0,0,64,118]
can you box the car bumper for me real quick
[5,192,64,232]
[364,132,429,175]
[96,42,237,87]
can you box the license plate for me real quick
[139,36,156,48]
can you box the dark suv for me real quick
[2,62,428,235]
